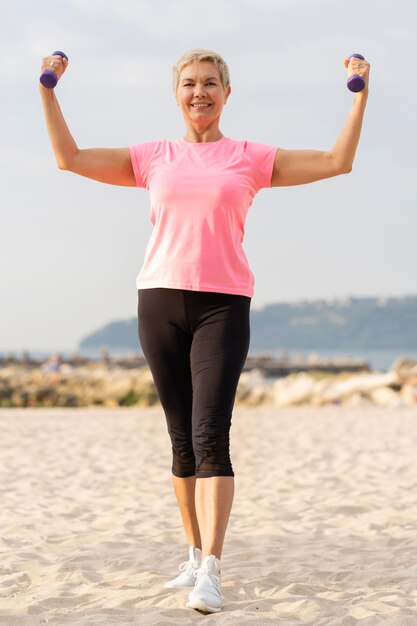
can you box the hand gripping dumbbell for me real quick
[347,53,366,93]
[40,51,68,89]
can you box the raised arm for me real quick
[271,56,370,187]
[39,54,136,187]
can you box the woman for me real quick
[39,48,370,614]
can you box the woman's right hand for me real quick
[40,54,69,86]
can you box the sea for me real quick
[2,348,417,373]
[270,348,417,372]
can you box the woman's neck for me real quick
[183,124,224,143]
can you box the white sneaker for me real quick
[186,555,222,613]
[163,546,202,589]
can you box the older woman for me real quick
[39,48,370,614]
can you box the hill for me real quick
[79,295,417,354]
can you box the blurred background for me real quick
[1,0,416,372]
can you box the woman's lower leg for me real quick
[195,476,235,560]
[171,475,202,549]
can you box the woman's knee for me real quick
[170,426,235,478]
[193,425,234,478]
[171,442,196,477]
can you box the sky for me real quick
[1,0,416,353]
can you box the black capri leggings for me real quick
[137,288,251,479]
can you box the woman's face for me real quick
[176,61,231,130]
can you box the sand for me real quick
[1,405,417,625]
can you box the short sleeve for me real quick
[244,141,278,191]
[129,142,159,188]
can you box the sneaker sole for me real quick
[186,600,222,614]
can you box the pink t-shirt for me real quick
[129,136,277,297]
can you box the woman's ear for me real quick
[224,85,231,104]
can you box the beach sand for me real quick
[1,405,417,625]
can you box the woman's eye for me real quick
[182,82,216,87]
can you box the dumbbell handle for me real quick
[347,54,366,93]
[40,51,68,89]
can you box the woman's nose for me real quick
[194,83,207,97]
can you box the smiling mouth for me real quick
[191,103,211,108]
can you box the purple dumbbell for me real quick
[347,53,366,92]
[40,51,68,88]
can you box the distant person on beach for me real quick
[41,353,62,379]
[39,48,370,614]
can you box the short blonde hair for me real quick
[172,49,230,93]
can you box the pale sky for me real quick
[1,0,416,353]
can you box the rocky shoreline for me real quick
[1,355,416,409]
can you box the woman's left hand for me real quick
[344,56,370,92]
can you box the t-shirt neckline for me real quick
[180,136,228,146]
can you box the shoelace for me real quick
[195,565,221,593]
[178,560,199,577]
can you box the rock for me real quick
[400,384,417,405]
[132,368,160,406]
[318,371,401,404]
[369,386,404,407]
[98,375,133,403]
[389,356,417,380]
[103,399,119,408]
[1,359,414,408]
[237,369,272,405]
[310,376,340,406]
[238,383,272,406]
[272,373,317,407]
[342,392,374,408]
